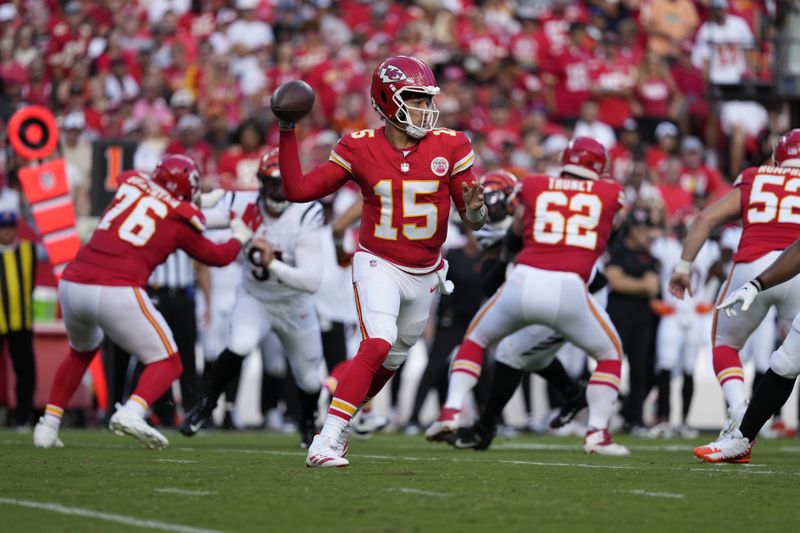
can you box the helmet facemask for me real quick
[259,169,288,214]
[390,87,440,139]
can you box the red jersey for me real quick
[516,175,624,281]
[330,127,475,272]
[62,172,241,287]
[733,165,800,263]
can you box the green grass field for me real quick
[1,429,799,532]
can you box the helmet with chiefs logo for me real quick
[561,137,607,181]
[371,56,440,139]
[481,170,519,224]
[152,154,201,203]
[773,129,800,168]
[256,147,288,214]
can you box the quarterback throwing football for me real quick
[275,56,486,467]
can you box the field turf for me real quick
[1,429,799,532]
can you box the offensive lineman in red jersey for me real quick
[275,56,486,467]
[33,155,253,450]
[429,137,631,455]
[669,129,800,463]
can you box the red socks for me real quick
[450,339,484,379]
[713,345,744,385]
[132,354,183,406]
[46,347,97,411]
[589,360,622,391]
[328,337,391,421]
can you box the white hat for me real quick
[655,121,679,140]
[170,89,195,108]
[177,114,203,131]
[542,134,569,157]
[62,112,85,130]
[236,0,258,10]
[0,4,17,22]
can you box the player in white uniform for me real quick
[181,149,326,447]
[650,219,719,437]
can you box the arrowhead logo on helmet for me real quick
[379,65,407,83]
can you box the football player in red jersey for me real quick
[670,129,800,463]
[33,155,253,450]
[276,56,486,467]
[429,138,630,455]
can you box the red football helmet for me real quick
[257,147,287,214]
[480,170,519,223]
[773,129,800,168]
[370,56,440,139]
[561,137,607,181]
[152,154,201,203]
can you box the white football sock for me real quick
[443,372,478,411]
[721,380,746,411]
[586,383,618,430]
[42,413,61,429]
[124,395,147,418]
[320,414,349,441]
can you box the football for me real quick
[270,80,315,123]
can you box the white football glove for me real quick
[199,189,226,209]
[717,281,760,318]
[230,217,253,245]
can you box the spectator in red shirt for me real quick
[217,117,265,190]
[670,40,709,137]
[647,121,680,182]
[165,114,216,178]
[609,118,642,183]
[46,1,92,78]
[633,52,683,144]
[679,136,730,201]
[543,22,594,124]
[658,155,694,219]
[591,36,636,129]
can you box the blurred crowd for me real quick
[0,0,790,217]
[0,0,797,435]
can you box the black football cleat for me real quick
[451,423,496,451]
[179,397,216,437]
[550,381,588,429]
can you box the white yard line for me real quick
[0,497,226,533]
[616,489,684,499]
[154,459,198,464]
[384,488,449,497]
[154,488,217,496]
[499,460,635,470]
[491,443,693,453]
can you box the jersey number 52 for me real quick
[746,174,800,224]
[533,192,602,250]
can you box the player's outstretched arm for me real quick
[177,221,244,267]
[669,187,741,299]
[753,240,800,290]
[279,129,350,202]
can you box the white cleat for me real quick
[694,429,754,463]
[719,400,749,439]
[336,428,350,458]
[109,405,169,450]
[33,419,64,448]
[351,410,389,440]
[583,428,630,456]
[425,408,459,441]
[306,434,350,467]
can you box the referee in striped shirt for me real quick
[0,211,36,429]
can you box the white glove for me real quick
[230,217,253,245]
[436,259,455,295]
[199,189,226,208]
[717,281,760,318]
